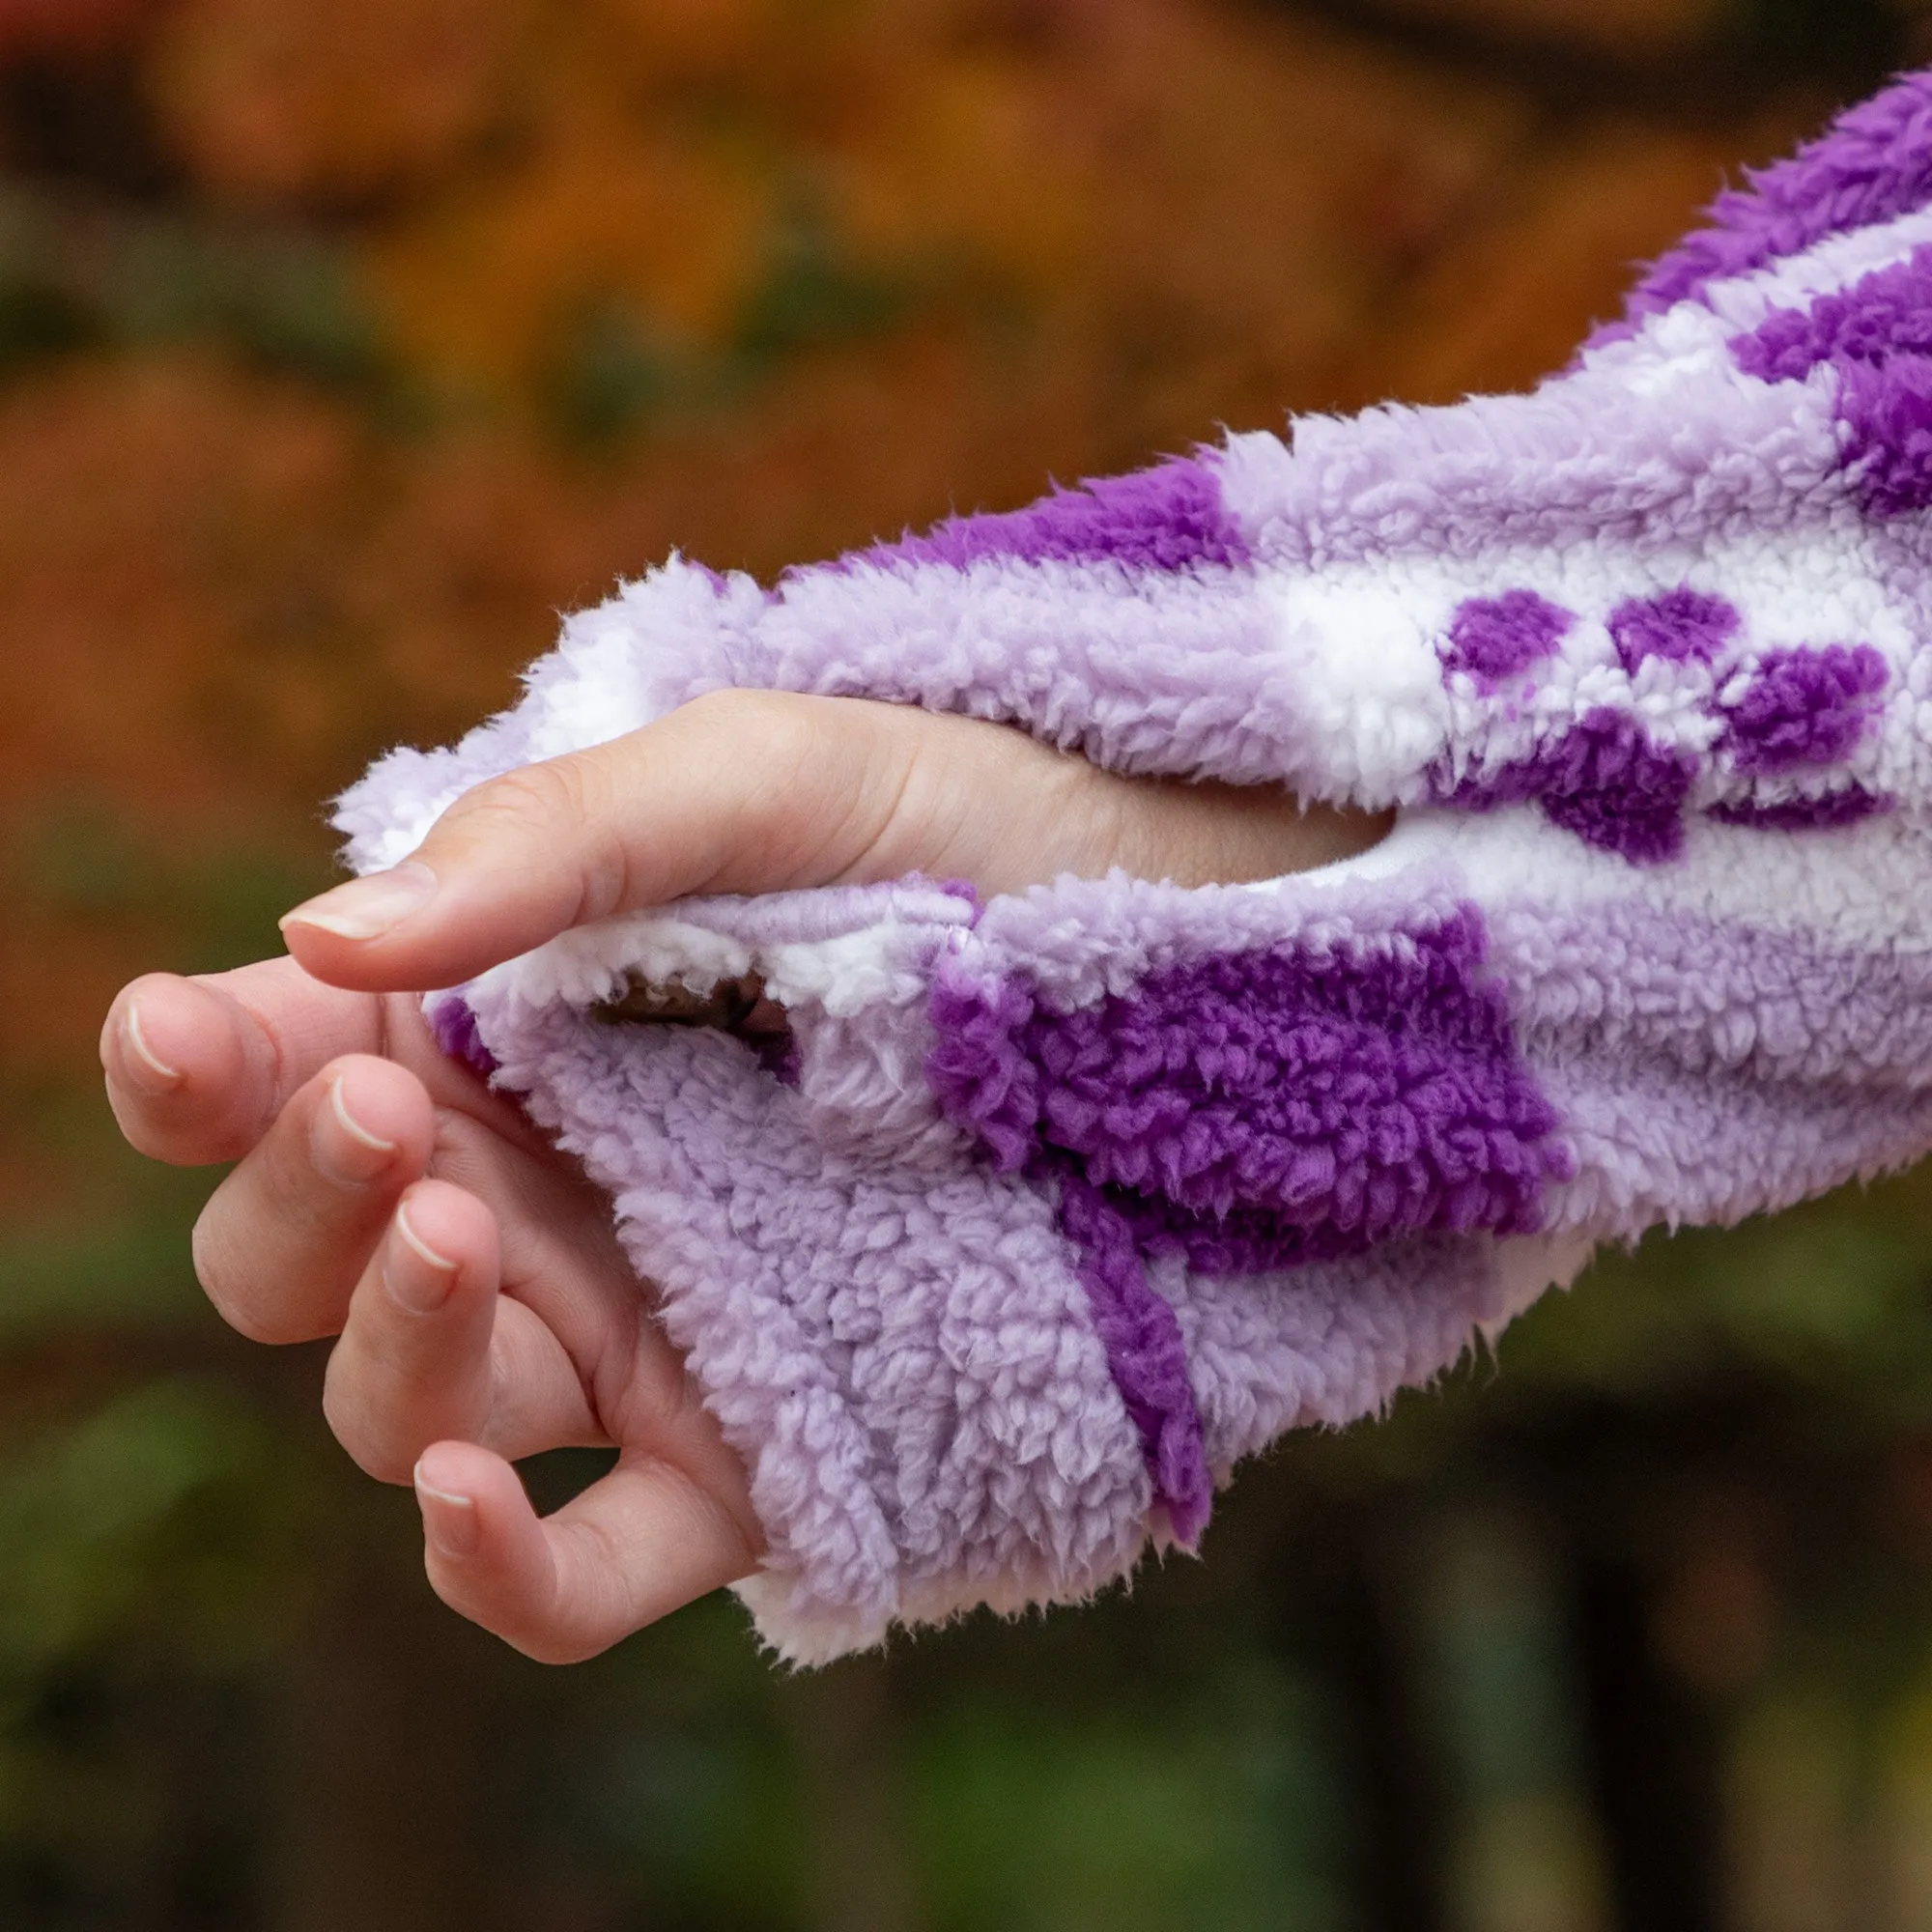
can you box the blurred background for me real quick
[5,0,1932,1926]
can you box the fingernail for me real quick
[280,861,438,943]
[414,1461,479,1558]
[311,1076,397,1186]
[386,1199,458,1314]
[121,1001,182,1092]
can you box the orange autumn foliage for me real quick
[0,0,1851,1184]
[0,0,159,55]
[148,0,508,205]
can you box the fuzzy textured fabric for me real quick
[340,72,1932,1662]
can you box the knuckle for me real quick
[190,1209,291,1346]
[525,1636,598,1667]
[676,685,765,731]
[684,687,817,772]
[680,690,832,850]
[416,1569,564,1659]
[514,1609,607,1666]
[678,1469,763,1587]
[445,756,594,845]
[441,752,626,921]
[321,1375,415,1486]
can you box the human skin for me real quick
[99,690,1388,1663]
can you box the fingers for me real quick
[412,1439,762,1664]
[103,960,381,1168]
[324,1179,601,1484]
[281,690,904,992]
[191,1053,435,1344]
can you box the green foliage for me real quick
[0,275,99,372]
[733,197,912,365]
[16,797,329,975]
[0,1187,207,1337]
[548,200,924,446]
[911,1667,1346,1932]
[551,298,690,443]
[1495,1163,1932,1420]
[0,1379,303,1686]
[0,186,385,391]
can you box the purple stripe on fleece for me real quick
[427,994,497,1078]
[1609,588,1740,672]
[928,907,1568,1259]
[1588,71,1932,350]
[1719,644,1888,772]
[1728,247,1932,515]
[1057,1174,1212,1546]
[1837,351,1932,514]
[1442,591,1573,689]
[850,456,1251,575]
[926,971,1039,1171]
[1106,1183,1491,1276]
[1732,241,1932,382]
[927,904,1577,1538]
[1709,785,1890,830]
[927,907,1569,1539]
[918,968,1216,1534]
[1444,708,1695,865]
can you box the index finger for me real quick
[102,959,382,1167]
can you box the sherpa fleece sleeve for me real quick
[335,71,1932,1662]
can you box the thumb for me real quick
[280,691,923,993]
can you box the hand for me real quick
[101,692,1388,1662]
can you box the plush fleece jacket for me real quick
[339,71,1932,1661]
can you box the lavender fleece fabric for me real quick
[336,73,1932,1661]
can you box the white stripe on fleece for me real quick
[1244,509,1923,804]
